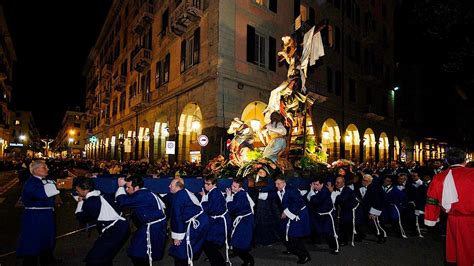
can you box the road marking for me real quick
[0,179,18,195]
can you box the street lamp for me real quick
[393,86,399,91]
[68,138,74,158]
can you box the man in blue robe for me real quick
[307,177,339,255]
[334,176,361,246]
[226,179,255,266]
[200,174,230,265]
[115,175,167,265]
[380,175,408,238]
[275,175,311,264]
[74,177,129,266]
[17,160,60,266]
[169,177,209,266]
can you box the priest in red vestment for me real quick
[425,148,474,266]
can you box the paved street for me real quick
[0,171,446,266]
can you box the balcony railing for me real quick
[363,105,384,121]
[0,63,8,81]
[133,2,154,34]
[132,48,152,72]
[102,91,111,103]
[170,0,203,36]
[101,64,112,79]
[113,74,127,91]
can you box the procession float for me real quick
[206,21,333,187]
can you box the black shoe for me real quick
[330,250,339,255]
[281,251,292,255]
[340,242,348,246]
[296,256,311,264]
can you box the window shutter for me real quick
[180,40,186,72]
[155,61,161,87]
[194,27,200,64]
[269,0,277,13]
[268,36,276,71]
[294,0,300,19]
[247,25,255,63]
[309,7,315,26]
[165,53,170,83]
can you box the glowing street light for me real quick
[19,135,26,141]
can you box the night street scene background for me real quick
[0,0,474,265]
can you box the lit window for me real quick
[15,120,20,125]
[255,0,267,7]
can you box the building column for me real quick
[359,139,365,163]
[375,141,380,163]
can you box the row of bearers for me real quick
[73,174,314,266]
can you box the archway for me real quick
[363,128,376,163]
[344,124,360,163]
[321,118,340,162]
[138,120,150,161]
[378,132,389,162]
[241,101,267,147]
[152,114,170,161]
[178,103,203,162]
[394,136,400,162]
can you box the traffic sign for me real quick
[198,135,209,147]
[166,141,175,154]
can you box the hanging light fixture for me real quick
[250,102,260,132]
[345,134,351,143]
[322,131,330,140]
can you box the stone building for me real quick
[0,6,16,158]
[84,0,419,164]
[52,109,89,158]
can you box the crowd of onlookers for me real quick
[2,156,473,180]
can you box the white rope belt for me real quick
[146,216,167,266]
[231,212,253,239]
[392,204,407,238]
[373,216,387,238]
[351,202,360,246]
[318,208,339,252]
[415,214,424,238]
[101,217,124,234]
[185,210,203,266]
[24,207,54,210]
[286,206,306,241]
[211,210,231,265]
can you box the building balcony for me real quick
[113,74,126,91]
[101,64,112,79]
[132,48,152,73]
[93,103,101,113]
[363,105,384,121]
[133,2,154,35]
[361,31,378,46]
[130,93,151,112]
[0,63,8,81]
[102,91,111,103]
[170,0,203,36]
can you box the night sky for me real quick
[1,0,473,148]
[1,0,112,137]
